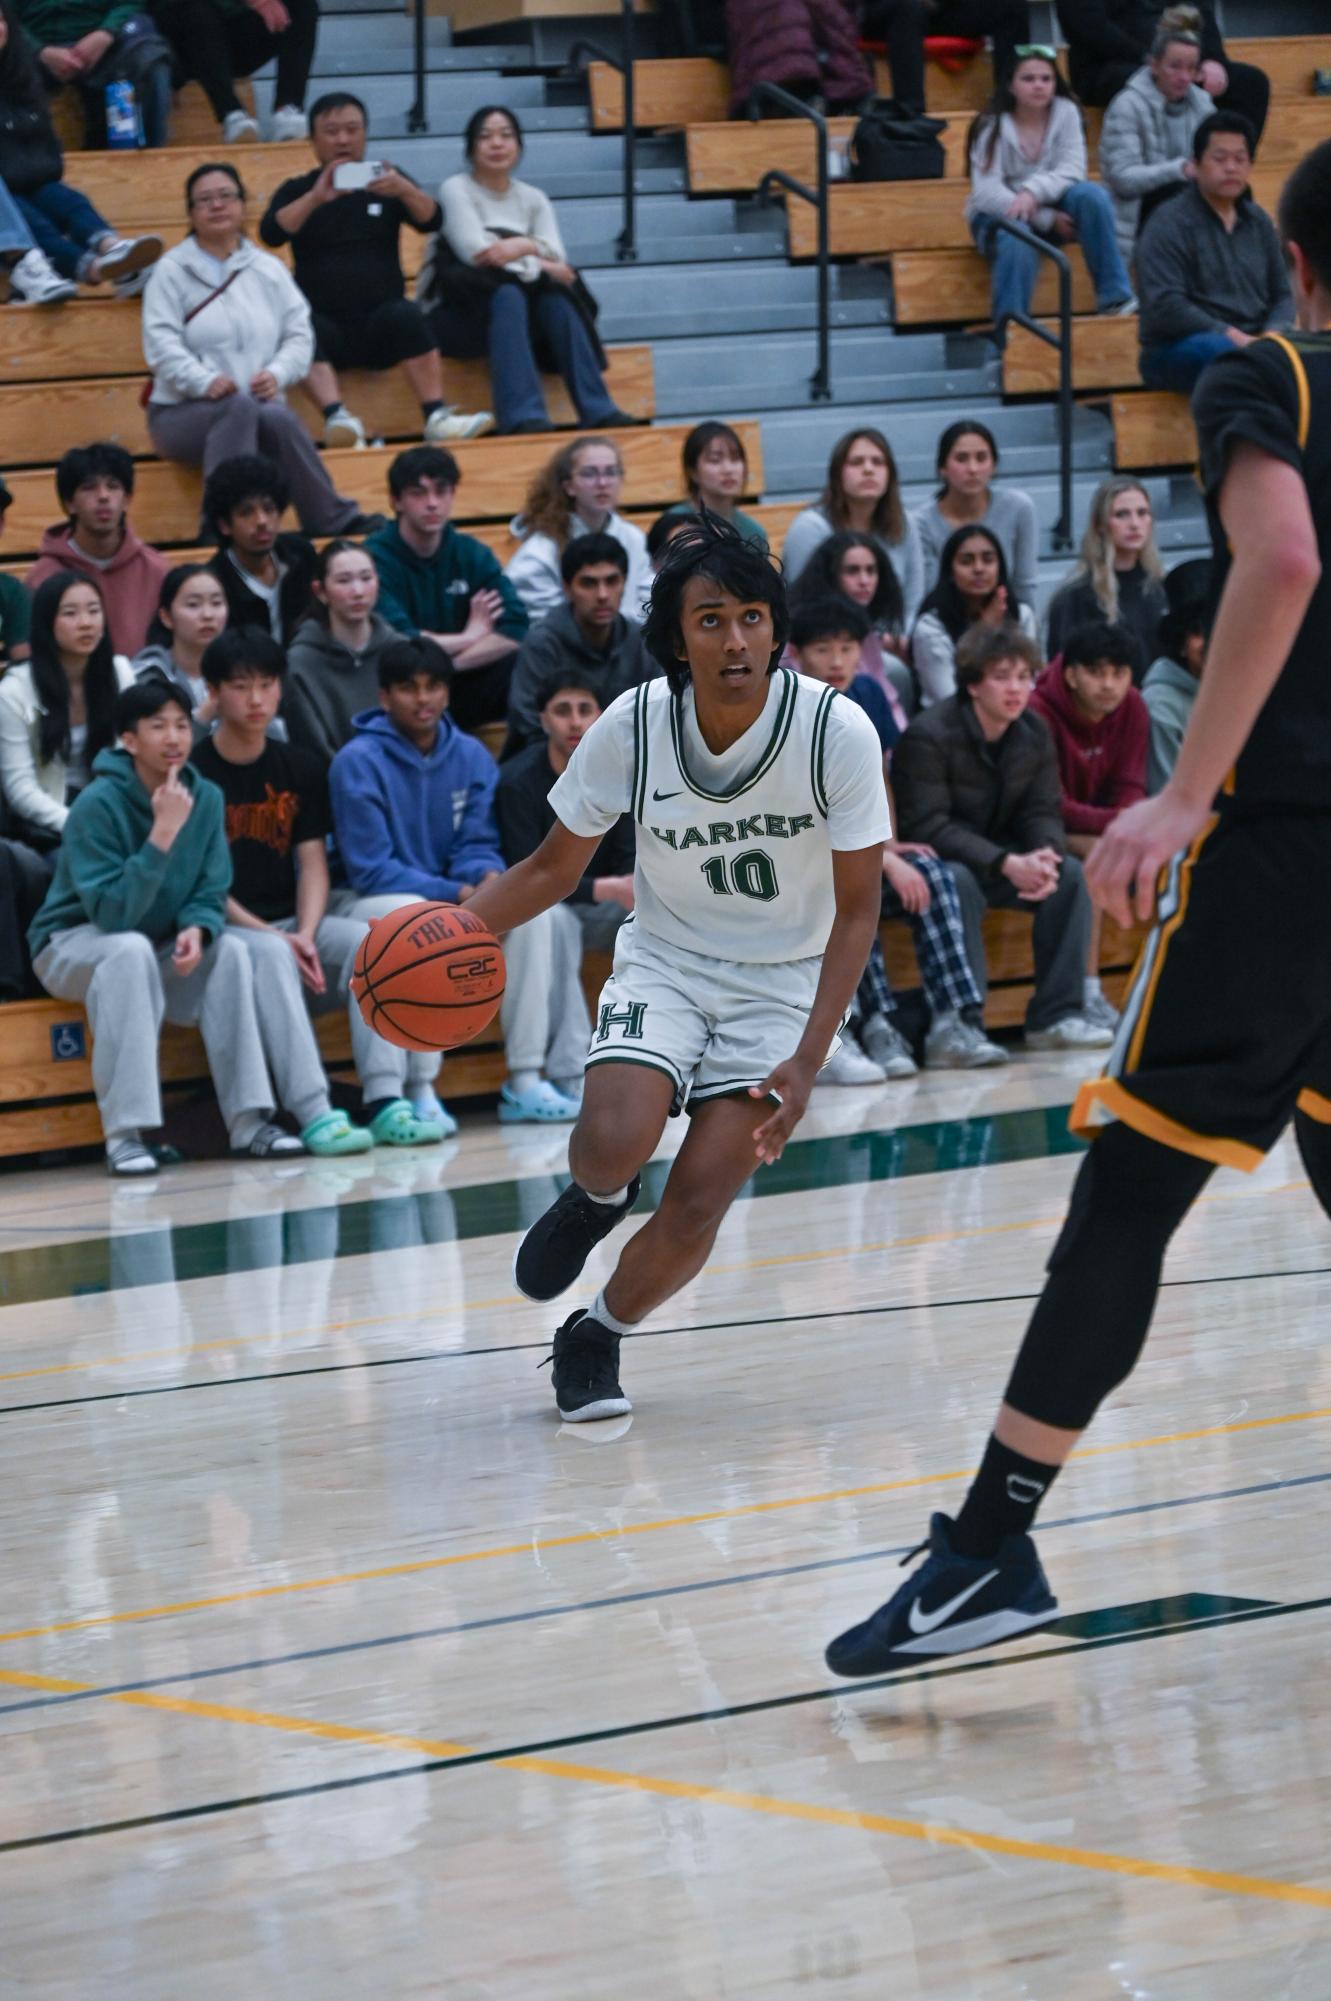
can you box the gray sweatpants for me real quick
[947,853,1092,1033]
[326,889,443,1086]
[32,925,309,1140]
[147,395,360,537]
[241,915,410,1104]
[501,902,625,1079]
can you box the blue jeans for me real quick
[488,283,615,432]
[0,174,34,259]
[15,181,113,280]
[975,182,1133,331]
[1139,330,1236,393]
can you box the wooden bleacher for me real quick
[1003,315,1141,396]
[1111,391,1197,471]
[50,79,254,151]
[893,247,1096,323]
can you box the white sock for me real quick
[589,1287,636,1336]
[509,1069,541,1097]
[584,1183,630,1207]
[1083,976,1103,1005]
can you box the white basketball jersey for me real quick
[550,668,890,965]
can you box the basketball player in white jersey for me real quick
[467,516,890,1419]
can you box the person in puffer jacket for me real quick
[1098,8,1214,266]
[724,0,872,118]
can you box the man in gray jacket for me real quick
[1099,24,1214,266]
[1136,111,1293,393]
[504,532,654,754]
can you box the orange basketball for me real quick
[351,902,506,1052]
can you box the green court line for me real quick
[0,1103,1082,1310]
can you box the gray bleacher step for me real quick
[650,330,998,416]
[593,260,889,341]
[268,131,684,200]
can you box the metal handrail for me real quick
[568,0,638,262]
[408,0,427,133]
[991,217,1074,549]
[749,83,831,402]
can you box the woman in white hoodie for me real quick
[142,161,372,537]
[965,48,1135,338]
[1098,8,1214,267]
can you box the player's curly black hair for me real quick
[641,510,788,696]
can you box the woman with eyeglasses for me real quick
[142,161,379,536]
[504,435,651,625]
[966,44,1136,339]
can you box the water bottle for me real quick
[105,79,143,149]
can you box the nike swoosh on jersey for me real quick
[906,1568,1000,1636]
[651,788,683,801]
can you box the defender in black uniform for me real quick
[826,137,1331,1678]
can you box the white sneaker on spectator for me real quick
[92,234,163,284]
[816,1040,888,1087]
[324,404,367,449]
[859,1014,918,1078]
[8,248,77,304]
[425,406,495,442]
[271,104,308,141]
[1026,1014,1115,1051]
[1083,988,1121,1033]
[1109,294,1139,317]
[222,109,261,142]
[925,1012,1009,1069]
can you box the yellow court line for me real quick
[3,1662,1327,1913]
[3,1397,1330,1650]
[0,1176,1308,1391]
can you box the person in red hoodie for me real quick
[27,443,168,658]
[1030,618,1148,1030]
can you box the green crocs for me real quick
[368,1098,446,1148]
[302,1109,374,1157]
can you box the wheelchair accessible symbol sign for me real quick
[50,1021,86,1062]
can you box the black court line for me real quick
[3,1262,1328,1418]
[2,1469,1326,1721]
[6,1589,1329,1858]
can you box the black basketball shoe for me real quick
[514,1175,641,1301]
[545,1310,633,1421]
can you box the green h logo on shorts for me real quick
[596,1000,647,1043]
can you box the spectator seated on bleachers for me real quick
[151,0,318,143]
[28,444,168,656]
[965,46,1135,343]
[505,532,654,757]
[783,426,926,645]
[143,162,380,538]
[284,538,399,764]
[0,477,32,665]
[788,529,913,717]
[0,570,134,993]
[1028,618,1147,1029]
[495,670,635,1119]
[1136,111,1292,394]
[203,453,317,647]
[258,91,492,452]
[190,627,443,1152]
[1044,476,1167,683]
[661,422,768,549]
[132,563,228,720]
[365,444,528,735]
[861,2,1032,111]
[15,0,172,145]
[424,105,636,438]
[29,677,318,1176]
[1142,556,1208,794]
[505,434,652,627]
[892,622,1113,1052]
[0,163,76,302]
[722,0,873,119]
[788,595,1006,1076]
[912,418,1040,613]
[910,521,1038,708]
[0,2,163,287]
[1098,7,1214,268]
[1056,0,1268,143]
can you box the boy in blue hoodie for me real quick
[29,678,343,1176]
[330,636,506,1133]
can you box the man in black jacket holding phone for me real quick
[1055,0,1268,144]
[260,90,493,451]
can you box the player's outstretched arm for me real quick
[751,842,885,1165]
[1088,442,1320,927]
[465,820,603,936]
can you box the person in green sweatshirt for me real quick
[29,675,368,1175]
[15,0,172,146]
[365,444,528,734]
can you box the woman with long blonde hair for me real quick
[504,434,651,623]
[1045,476,1167,681]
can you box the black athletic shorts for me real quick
[311,297,436,371]
[1072,806,1331,1170]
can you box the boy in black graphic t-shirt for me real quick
[190,630,444,1149]
[826,136,1331,1680]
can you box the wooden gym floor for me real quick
[0,1049,1328,1995]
